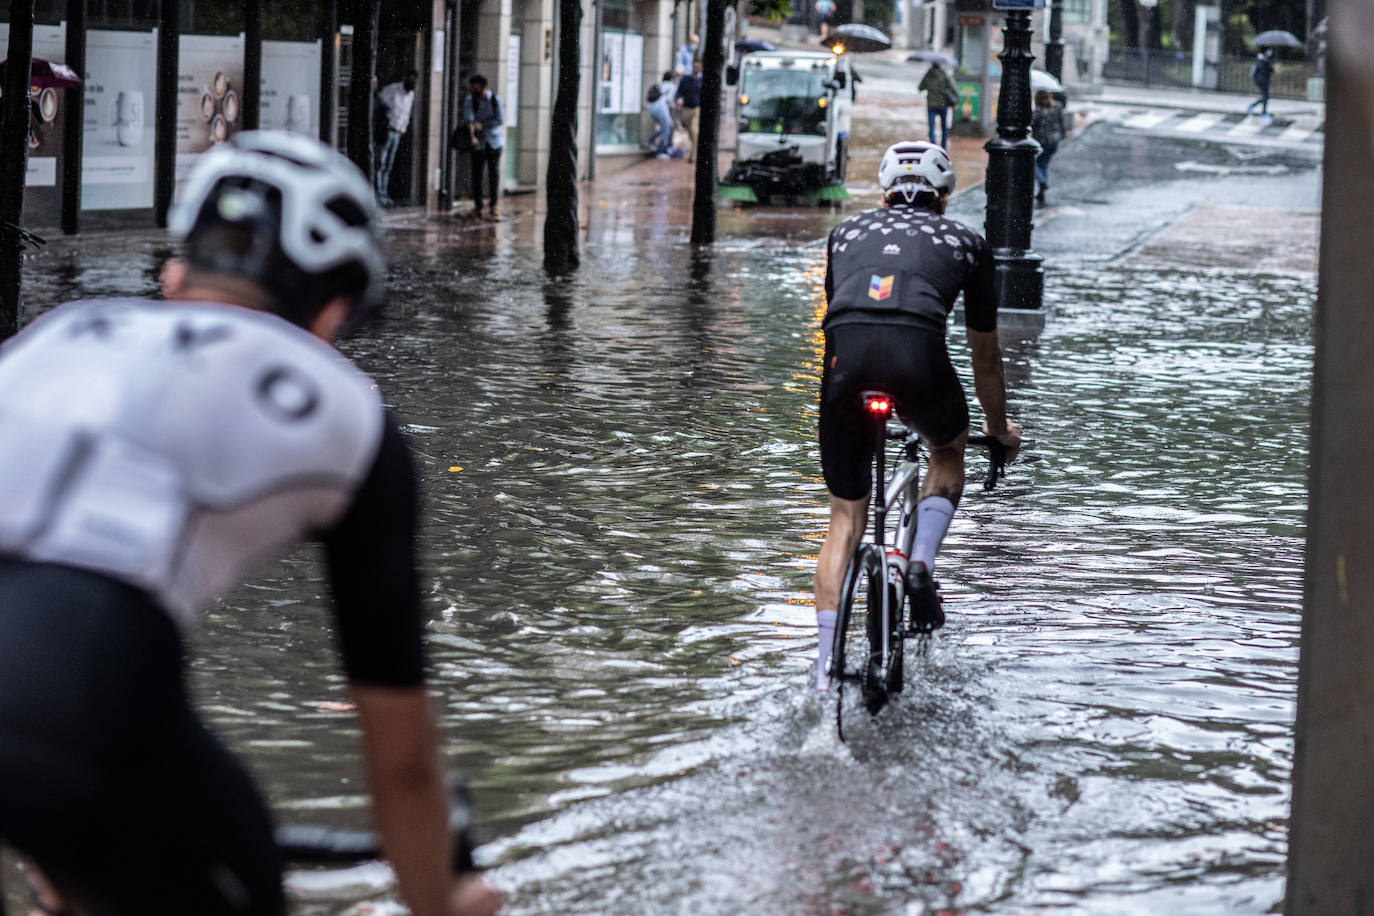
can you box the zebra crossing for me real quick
[1087,104,1324,154]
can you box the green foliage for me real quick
[748,0,792,23]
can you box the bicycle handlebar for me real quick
[881,426,1008,491]
[275,778,478,873]
[967,435,1006,490]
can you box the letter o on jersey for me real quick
[256,366,321,422]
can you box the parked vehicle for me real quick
[720,49,855,204]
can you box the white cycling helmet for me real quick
[170,130,386,328]
[877,140,955,205]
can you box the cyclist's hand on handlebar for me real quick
[984,418,1022,464]
[451,873,505,916]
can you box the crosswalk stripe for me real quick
[1174,112,1225,133]
[1121,109,1178,130]
[1227,116,1267,136]
[1279,118,1321,143]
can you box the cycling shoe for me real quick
[906,561,945,633]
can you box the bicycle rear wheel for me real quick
[831,545,887,736]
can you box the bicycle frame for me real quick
[828,390,1007,732]
[865,408,925,684]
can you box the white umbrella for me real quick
[1030,69,1064,94]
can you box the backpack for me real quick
[647,84,663,104]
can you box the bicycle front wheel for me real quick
[831,544,887,717]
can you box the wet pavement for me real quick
[10,111,1321,915]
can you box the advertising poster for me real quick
[82,29,158,211]
[599,31,623,114]
[176,34,245,196]
[0,23,67,222]
[597,31,642,116]
[622,34,643,115]
[506,35,519,128]
[261,40,321,136]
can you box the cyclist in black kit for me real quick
[812,140,1022,690]
[0,133,501,916]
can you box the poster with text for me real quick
[0,22,67,221]
[621,34,643,115]
[600,32,623,114]
[176,34,245,196]
[261,40,321,136]
[82,29,157,211]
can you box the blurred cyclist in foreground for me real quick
[0,131,502,916]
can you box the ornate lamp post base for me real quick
[983,7,1044,312]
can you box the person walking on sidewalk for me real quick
[646,71,677,156]
[676,59,704,164]
[918,62,959,150]
[1247,48,1275,119]
[461,74,505,219]
[375,70,418,207]
[1031,89,1065,205]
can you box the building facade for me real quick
[4,0,692,231]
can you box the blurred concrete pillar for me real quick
[1285,1,1374,912]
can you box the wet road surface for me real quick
[12,120,1319,914]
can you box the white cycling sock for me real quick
[911,496,956,574]
[815,609,837,691]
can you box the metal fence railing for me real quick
[1103,45,1318,100]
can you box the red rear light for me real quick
[864,396,891,415]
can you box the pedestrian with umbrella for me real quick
[1245,30,1300,120]
[1246,47,1275,119]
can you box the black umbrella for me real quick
[819,23,891,54]
[0,56,81,89]
[1252,29,1302,49]
[735,38,777,55]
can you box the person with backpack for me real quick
[460,74,505,219]
[646,71,676,157]
[917,62,959,150]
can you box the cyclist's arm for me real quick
[352,684,455,916]
[962,239,1021,460]
[968,330,1021,462]
[323,416,498,915]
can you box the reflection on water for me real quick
[15,202,1311,914]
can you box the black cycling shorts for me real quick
[818,323,969,501]
[0,558,286,916]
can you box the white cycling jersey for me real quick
[0,298,384,629]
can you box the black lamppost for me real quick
[983,7,1043,312]
[1044,0,1064,82]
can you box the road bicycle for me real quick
[0,779,481,915]
[825,389,1006,742]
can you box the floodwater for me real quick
[10,124,1317,914]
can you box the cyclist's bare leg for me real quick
[813,494,868,690]
[816,494,869,612]
[919,430,967,509]
[907,431,967,631]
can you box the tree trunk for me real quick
[1116,0,1140,48]
[346,0,380,184]
[690,0,727,245]
[0,0,36,339]
[1172,0,1195,53]
[544,0,583,273]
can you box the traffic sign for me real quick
[992,0,1045,8]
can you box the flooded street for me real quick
[13,120,1318,913]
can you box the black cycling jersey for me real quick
[822,204,997,334]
